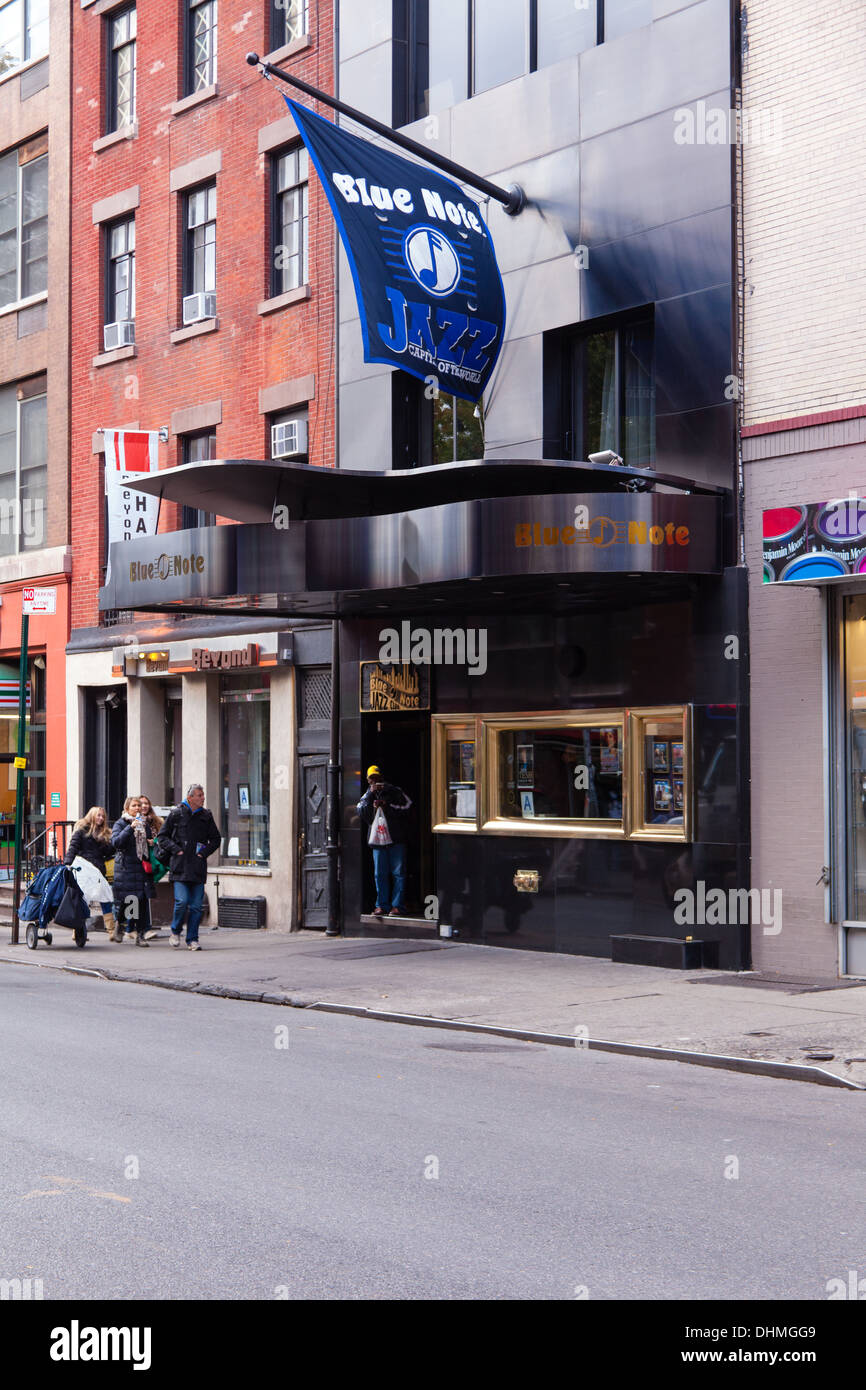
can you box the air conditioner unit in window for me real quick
[103,320,135,351]
[182,292,216,325]
[271,419,308,459]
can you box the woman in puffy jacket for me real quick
[63,806,118,941]
[110,795,156,946]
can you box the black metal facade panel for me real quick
[99,524,238,611]
[102,492,724,612]
[478,495,722,578]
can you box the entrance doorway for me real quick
[83,687,127,821]
[361,711,431,917]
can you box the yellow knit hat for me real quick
[367,765,382,778]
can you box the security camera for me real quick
[588,449,625,466]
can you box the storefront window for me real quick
[433,718,478,829]
[434,707,690,839]
[499,726,623,820]
[844,595,866,921]
[0,655,44,832]
[629,708,689,838]
[491,719,624,828]
[220,674,270,865]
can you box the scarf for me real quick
[125,812,149,862]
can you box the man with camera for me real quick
[357,765,413,918]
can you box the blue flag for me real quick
[285,98,506,403]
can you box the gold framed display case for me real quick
[626,705,693,842]
[432,716,482,832]
[432,707,692,842]
[482,710,627,838]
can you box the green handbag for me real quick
[148,849,169,883]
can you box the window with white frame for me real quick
[0,378,46,557]
[0,143,47,310]
[0,0,48,78]
[184,182,216,299]
[107,5,136,131]
[272,146,308,295]
[105,216,135,332]
[186,0,216,93]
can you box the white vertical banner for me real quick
[103,430,161,583]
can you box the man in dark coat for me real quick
[156,783,221,950]
[357,765,413,917]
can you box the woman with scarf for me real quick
[63,806,118,940]
[137,794,164,940]
[110,795,156,946]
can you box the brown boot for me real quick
[107,914,123,943]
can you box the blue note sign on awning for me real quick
[286,98,506,403]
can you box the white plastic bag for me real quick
[368,806,392,847]
[69,855,112,907]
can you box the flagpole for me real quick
[245,53,526,216]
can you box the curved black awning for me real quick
[101,488,726,619]
[127,456,726,524]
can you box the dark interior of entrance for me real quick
[361,711,430,917]
[83,687,127,821]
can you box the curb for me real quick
[1,952,863,1090]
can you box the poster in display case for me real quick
[671,742,684,774]
[652,740,669,772]
[653,778,673,813]
[516,744,534,789]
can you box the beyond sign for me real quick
[192,643,259,671]
[286,99,505,403]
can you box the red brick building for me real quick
[67,0,336,928]
[0,3,72,862]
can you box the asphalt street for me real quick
[1,961,864,1301]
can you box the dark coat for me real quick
[156,802,221,883]
[357,782,413,846]
[63,828,113,871]
[110,816,155,900]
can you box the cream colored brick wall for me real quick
[742,0,866,425]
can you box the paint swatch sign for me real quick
[763,499,866,582]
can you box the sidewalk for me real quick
[3,926,865,1087]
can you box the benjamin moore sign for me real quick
[763,499,866,583]
[286,99,506,403]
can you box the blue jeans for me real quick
[372,844,406,913]
[171,881,205,942]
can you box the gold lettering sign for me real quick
[360,662,430,713]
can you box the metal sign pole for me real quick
[245,53,526,215]
[10,612,29,944]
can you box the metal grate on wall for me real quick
[301,669,331,725]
